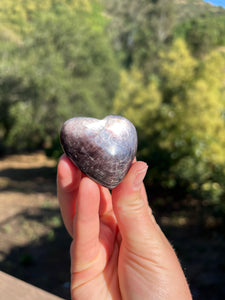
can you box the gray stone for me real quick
[60,115,137,189]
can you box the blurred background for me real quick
[0,0,225,299]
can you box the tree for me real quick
[102,0,174,74]
[114,68,162,130]
[0,1,119,151]
[0,0,92,34]
[174,14,225,57]
[114,39,225,204]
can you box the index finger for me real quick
[57,154,82,236]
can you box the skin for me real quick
[57,154,192,300]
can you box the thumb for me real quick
[112,161,160,251]
[112,162,193,300]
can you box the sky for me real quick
[204,0,225,8]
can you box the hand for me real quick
[57,154,192,300]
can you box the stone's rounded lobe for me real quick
[60,115,138,189]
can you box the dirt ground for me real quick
[0,152,71,299]
[0,152,225,299]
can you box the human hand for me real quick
[57,154,192,299]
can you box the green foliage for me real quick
[159,39,197,90]
[113,68,162,142]
[0,1,119,151]
[0,0,92,34]
[103,0,175,74]
[175,14,225,57]
[114,39,225,204]
[1,0,225,213]
[174,0,225,21]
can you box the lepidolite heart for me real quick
[60,115,137,189]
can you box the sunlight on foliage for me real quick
[0,0,119,151]
[159,39,197,89]
[0,0,225,208]
[114,38,225,202]
[114,69,162,129]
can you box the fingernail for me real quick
[133,163,148,191]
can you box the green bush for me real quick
[0,1,119,152]
[114,39,225,205]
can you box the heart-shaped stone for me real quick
[60,115,137,189]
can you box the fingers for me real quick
[112,162,161,251]
[58,156,116,281]
[57,154,82,236]
[57,154,81,192]
[72,177,101,270]
[113,163,192,299]
[99,186,113,217]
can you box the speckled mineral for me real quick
[60,115,137,189]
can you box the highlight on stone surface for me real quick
[60,115,138,189]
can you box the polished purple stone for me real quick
[60,115,137,189]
